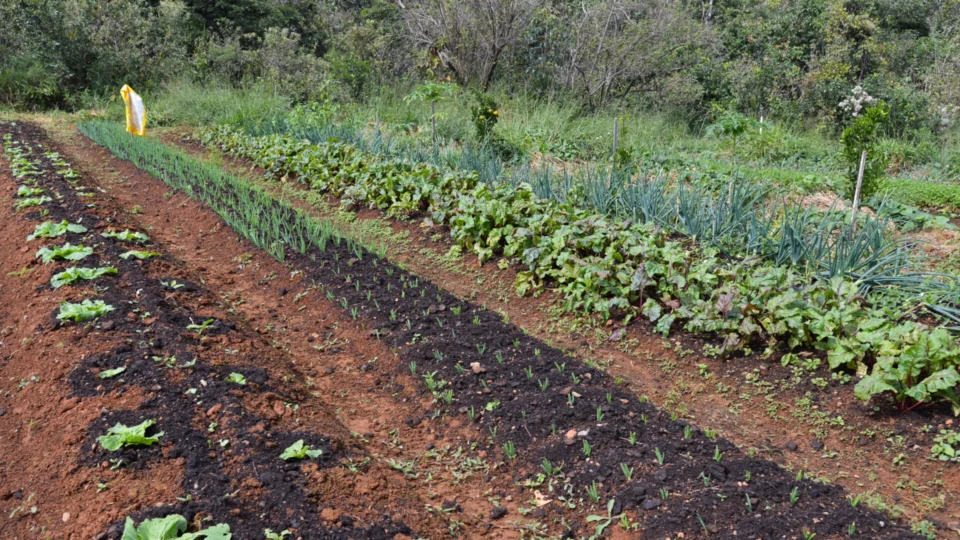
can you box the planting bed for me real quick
[0,121,445,538]
[2,118,927,538]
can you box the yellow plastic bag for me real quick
[120,84,147,136]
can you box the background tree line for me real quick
[2,0,959,137]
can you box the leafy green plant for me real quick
[102,229,151,243]
[35,243,93,263]
[15,195,51,210]
[854,327,960,414]
[224,372,247,385]
[120,514,230,540]
[470,92,500,141]
[99,366,127,379]
[98,419,163,451]
[279,439,322,460]
[17,186,44,197]
[27,220,87,241]
[840,102,890,201]
[120,250,161,260]
[930,429,960,462]
[57,300,114,322]
[51,266,117,288]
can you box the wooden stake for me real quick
[612,117,619,156]
[850,149,868,231]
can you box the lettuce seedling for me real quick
[36,244,93,264]
[98,419,164,451]
[51,266,118,288]
[120,514,231,540]
[120,250,161,260]
[15,196,51,211]
[102,229,151,244]
[99,366,126,379]
[224,372,247,385]
[279,439,322,461]
[27,220,87,241]
[57,300,114,322]
[17,186,44,197]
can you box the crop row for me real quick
[78,120,925,538]
[197,124,960,416]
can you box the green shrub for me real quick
[840,102,890,201]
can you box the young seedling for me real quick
[541,458,555,475]
[583,440,592,458]
[119,250,160,260]
[409,362,417,375]
[476,343,487,355]
[587,481,600,503]
[187,318,215,335]
[99,366,126,379]
[654,448,664,465]
[502,441,516,459]
[620,463,634,481]
[596,407,604,422]
[585,500,620,538]
[98,420,163,451]
[714,445,724,462]
[538,378,549,391]
[51,267,118,289]
[567,393,576,406]
[225,372,247,385]
[683,425,692,439]
[523,366,533,379]
[279,439,322,460]
[58,300,114,322]
[790,486,800,505]
[495,351,504,364]
[628,432,637,445]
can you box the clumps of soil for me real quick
[2,121,416,539]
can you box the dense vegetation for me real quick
[3,0,960,136]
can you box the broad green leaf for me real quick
[120,250,161,260]
[57,300,114,322]
[51,267,118,288]
[99,366,127,379]
[279,439,322,461]
[97,419,163,451]
[35,244,93,264]
[27,220,87,241]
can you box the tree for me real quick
[400,0,541,90]
[555,0,714,109]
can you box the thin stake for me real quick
[612,117,619,156]
[850,149,868,234]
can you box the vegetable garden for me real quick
[1,115,957,539]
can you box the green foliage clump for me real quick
[35,243,93,264]
[27,220,87,241]
[120,514,231,540]
[102,230,151,244]
[840,102,890,201]
[57,299,114,322]
[98,419,163,451]
[931,430,960,462]
[470,92,500,141]
[884,180,960,211]
[279,439,323,460]
[51,267,118,289]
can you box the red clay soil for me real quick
[0,121,465,539]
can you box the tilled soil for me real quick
[0,121,447,539]
[2,119,924,539]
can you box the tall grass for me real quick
[147,81,290,128]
